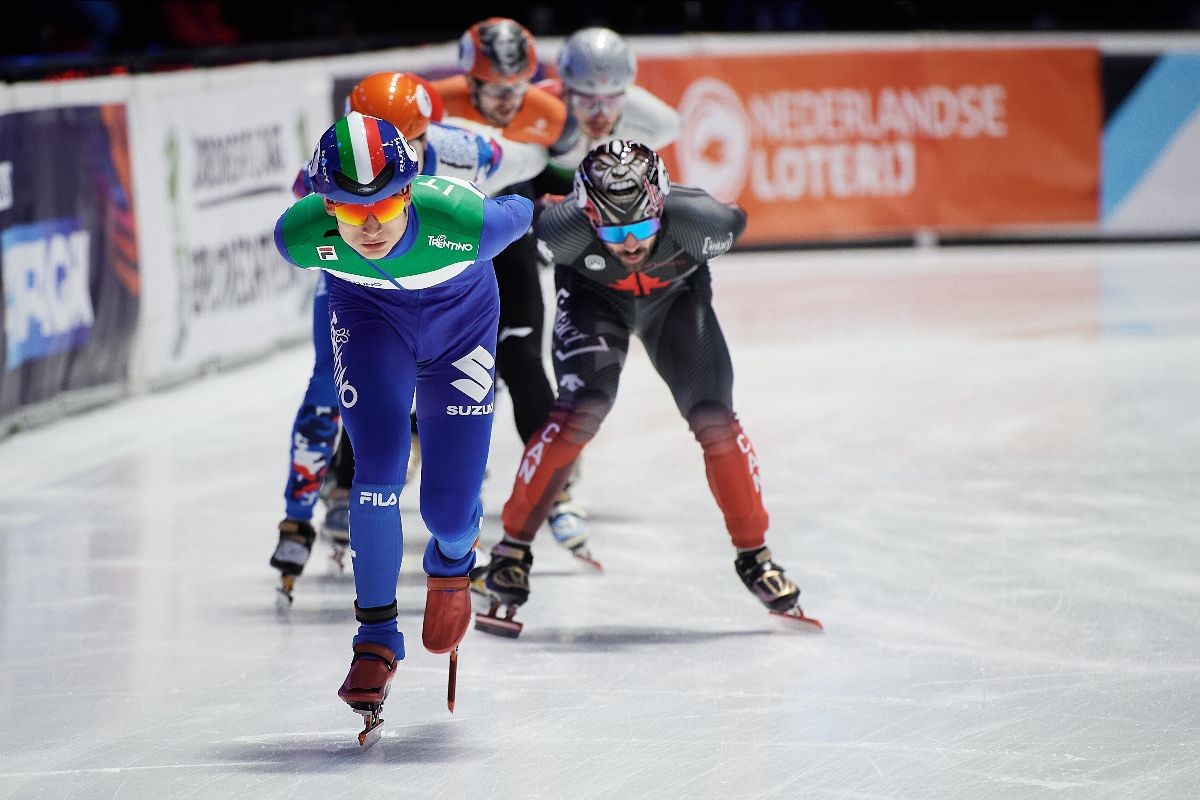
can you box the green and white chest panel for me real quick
[279,176,487,290]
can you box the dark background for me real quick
[5,1,1200,82]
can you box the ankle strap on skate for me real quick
[354,601,398,624]
[351,642,398,669]
[427,576,469,591]
[278,518,317,545]
[492,542,531,561]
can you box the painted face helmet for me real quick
[345,72,442,140]
[459,17,538,85]
[309,112,420,224]
[574,140,670,239]
[556,27,636,96]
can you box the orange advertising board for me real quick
[636,47,1101,244]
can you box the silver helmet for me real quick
[556,27,636,95]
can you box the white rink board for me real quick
[126,66,327,389]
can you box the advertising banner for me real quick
[1101,52,1200,235]
[0,104,139,422]
[636,46,1102,244]
[129,71,325,387]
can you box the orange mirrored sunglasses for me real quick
[330,192,409,226]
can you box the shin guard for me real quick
[691,410,769,549]
[501,402,603,540]
[348,482,404,609]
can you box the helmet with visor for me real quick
[309,111,419,225]
[573,140,669,242]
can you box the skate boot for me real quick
[734,547,823,633]
[270,518,316,609]
[320,488,351,573]
[338,642,399,747]
[547,485,601,571]
[472,541,533,638]
[423,576,471,712]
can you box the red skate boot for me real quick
[338,642,399,747]
[423,576,471,712]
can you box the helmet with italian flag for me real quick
[308,111,419,204]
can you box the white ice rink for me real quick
[1,243,1198,799]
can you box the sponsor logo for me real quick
[450,345,495,402]
[559,374,585,392]
[2,218,94,369]
[678,78,752,202]
[552,305,610,360]
[427,234,474,252]
[177,232,300,316]
[702,233,734,258]
[0,161,12,211]
[191,125,286,206]
[584,254,607,271]
[681,76,1004,204]
[447,402,495,415]
[518,422,560,484]
[317,245,338,261]
[329,311,358,408]
[358,491,400,506]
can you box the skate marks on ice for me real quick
[209,720,478,770]
[511,624,775,650]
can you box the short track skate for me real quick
[469,566,524,638]
[329,543,349,573]
[548,498,602,572]
[271,519,317,612]
[339,642,398,747]
[422,576,472,712]
[321,490,352,574]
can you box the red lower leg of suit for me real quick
[501,406,601,541]
[691,408,769,549]
[502,401,769,549]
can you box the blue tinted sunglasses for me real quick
[596,217,661,244]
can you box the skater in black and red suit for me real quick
[473,140,820,636]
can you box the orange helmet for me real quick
[346,72,443,139]
[458,17,537,85]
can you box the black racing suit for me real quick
[501,186,770,550]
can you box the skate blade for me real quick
[354,710,384,748]
[770,608,824,634]
[474,609,523,638]
[572,549,604,572]
[275,577,295,614]
[328,545,349,575]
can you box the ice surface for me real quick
[1,243,1198,799]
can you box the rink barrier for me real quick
[0,33,1197,436]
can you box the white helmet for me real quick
[556,27,636,95]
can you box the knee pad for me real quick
[420,492,482,546]
[559,393,610,446]
[688,402,739,453]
